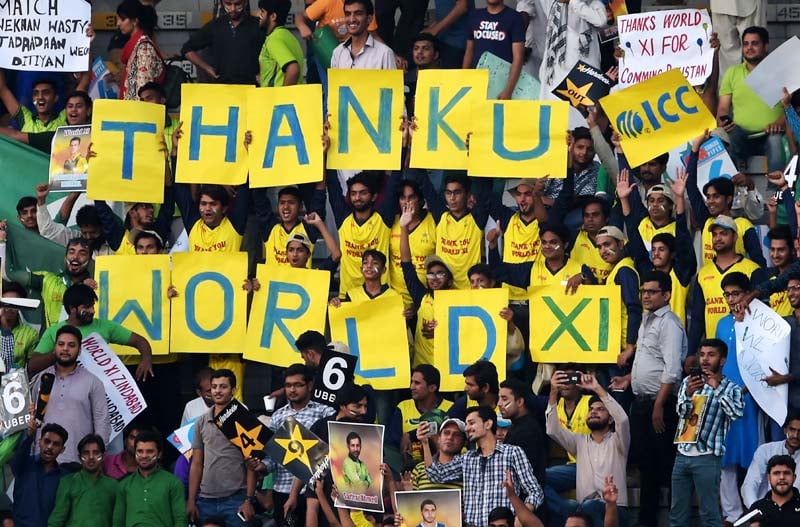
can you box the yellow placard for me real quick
[529,285,621,363]
[328,295,410,390]
[176,83,249,184]
[410,69,488,170]
[468,100,569,178]
[433,289,508,392]
[87,100,165,203]
[599,68,716,167]
[96,255,170,356]
[327,69,404,170]
[244,265,331,366]
[170,252,248,354]
[246,84,324,188]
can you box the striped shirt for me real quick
[676,375,744,457]
[410,459,462,490]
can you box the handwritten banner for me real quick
[87,100,165,203]
[433,289,507,392]
[468,100,569,178]
[734,299,790,427]
[327,69,404,170]
[244,265,330,367]
[410,69,488,170]
[0,0,90,71]
[328,295,410,390]
[170,252,248,354]
[176,83,249,185]
[246,84,324,187]
[600,68,716,167]
[96,255,171,356]
[80,333,147,441]
[617,9,714,88]
[529,285,621,363]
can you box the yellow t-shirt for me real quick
[115,230,137,255]
[700,216,753,265]
[396,397,454,464]
[188,217,243,253]
[571,230,612,284]
[502,213,541,301]
[769,274,793,316]
[637,218,676,252]
[338,212,391,299]
[606,257,640,349]
[529,257,582,287]
[389,213,436,306]
[413,293,435,367]
[265,222,313,267]
[697,257,762,338]
[346,284,399,304]
[436,212,483,290]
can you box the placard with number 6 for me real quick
[0,370,32,437]
[312,349,357,408]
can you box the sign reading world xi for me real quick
[0,0,91,71]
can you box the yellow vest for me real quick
[770,274,793,316]
[502,213,541,301]
[346,284,399,304]
[436,212,483,290]
[637,218,676,252]
[571,230,613,284]
[188,217,242,252]
[669,268,690,328]
[338,212,391,299]
[389,213,436,306]
[697,257,761,338]
[529,257,582,287]
[700,216,753,265]
[413,293,435,367]
[116,230,137,255]
[607,256,639,349]
[265,222,313,267]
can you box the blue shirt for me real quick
[11,434,66,527]
[466,7,525,66]
[435,0,474,49]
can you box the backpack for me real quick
[161,57,189,110]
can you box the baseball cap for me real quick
[646,184,674,202]
[709,215,737,234]
[596,225,626,242]
[506,178,539,194]
[286,233,313,251]
[123,202,148,216]
[425,254,453,275]
[440,418,466,435]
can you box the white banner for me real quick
[0,0,91,72]
[79,333,147,441]
[680,136,738,191]
[617,8,714,88]
[734,299,791,427]
[745,36,800,107]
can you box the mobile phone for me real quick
[566,372,582,385]
[427,421,438,435]
[689,367,702,378]
[237,511,247,522]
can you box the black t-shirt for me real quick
[750,489,800,526]
[27,131,56,154]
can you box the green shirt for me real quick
[48,470,118,527]
[258,26,305,87]
[112,468,186,527]
[11,322,39,367]
[37,271,70,329]
[16,106,67,133]
[719,62,784,132]
[35,319,133,354]
[342,456,372,490]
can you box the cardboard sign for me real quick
[214,398,273,459]
[744,36,800,107]
[49,125,90,192]
[600,68,716,167]
[680,136,737,190]
[312,349,357,408]
[169,419,197,456]
[79,333,147,441]
[529,285,622,363]
[395,490,462,527]
[468,100,569,178]
[552,61,612,115]
[0,0,91,71]
[266,415,329,485]
[329,421,384,512]
[617,9,714,87]
[0,370,31,438]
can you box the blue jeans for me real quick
[727,126,785,172]
[197,491,249,526]
[670,453,722,527]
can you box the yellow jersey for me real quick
[607,256,640,349]
[389,213,436,306]
[346,284,399,304]
[529,257,583,287]
[571,230,613,284]
[637,218,676,252]
[556,395,592,463]
[700,216,753,265]
[697,257,762,338]
[188,217,243,253]
[436,212,483,290]
[396,397,454,463]
[769,273,793,316]
[502,214,541,301]
[413,293,435,367]
[338,212,391,299]
[265,222,313,267]
[669,267,690,328]
[115,231,137,255]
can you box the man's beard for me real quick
[586,418,608,431]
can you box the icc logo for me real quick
[616,85,698,138]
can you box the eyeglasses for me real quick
[444,189,464,197]
[426,272,448,280]
[640,288,663,296]
[285,382,307,389]
[788,285,800,293]
[722,290,744,299]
